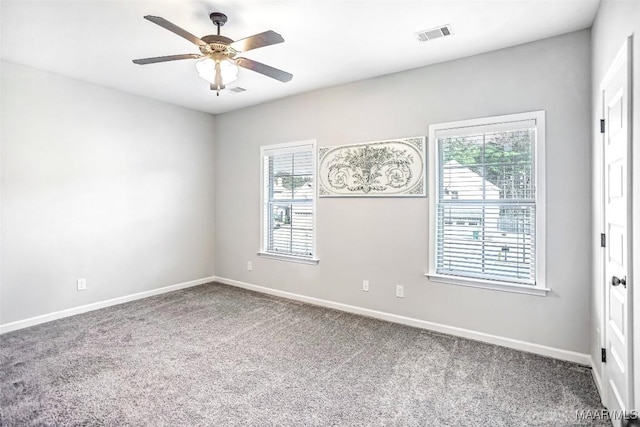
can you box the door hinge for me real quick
[600,119,605,133]
[602,348,607,363]
[601,233,606,247]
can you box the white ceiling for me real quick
[1,0,600,115]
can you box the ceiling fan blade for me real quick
[230,30,284,52]
[132,54,203,65]
[236,57,293,82]
[143,15,207,46]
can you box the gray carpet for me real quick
[1,282,608,426]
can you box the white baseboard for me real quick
[2,274,592,367]
[0,276,217,334]
[214,276,591,366]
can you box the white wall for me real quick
[214,30,592,354]
[0,61,216,325]
[590,0,640,404]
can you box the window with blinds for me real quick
[261,141,316,261]
[428,112,545,289]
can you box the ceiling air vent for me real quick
[229,87,247,94]
[414,24,453,42]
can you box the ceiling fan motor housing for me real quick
[200,35,236,52]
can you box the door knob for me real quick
[612,275,627,287]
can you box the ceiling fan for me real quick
[132,12,293,95]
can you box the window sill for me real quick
[424,273,550,296]
[258,252,319,265]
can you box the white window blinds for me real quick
[262,143,315,259]
[434,120,538,285]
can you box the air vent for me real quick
[229,86,247,93]
[414,24,453,42]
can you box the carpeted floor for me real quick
[1,282,608,426]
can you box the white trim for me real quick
[425,273,550,296]
[591,355,606,405]
[593,39,609,407]
[600,38,630,91]
[427,110,547,294]
[598,36,635,411]
[433,119,537,139]
[261,140,315,156]
[214,275,590,365]
[625,34,636,411]
[0,276,216,334]
[257,251,319,265]
[535,111,547,289]
[2,273,591,366]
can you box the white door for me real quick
[603,38,632,425]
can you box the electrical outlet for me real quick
[362,280,369,292]
[77,278,87,291]
[396,285,404,298]
[247,261,253,271]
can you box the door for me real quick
[603,38,632,425]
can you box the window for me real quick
[427,111,547,295]
[260,140,318,264]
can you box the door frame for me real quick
[598,35,634,413]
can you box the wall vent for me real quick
[229,86,247,93]
[414,24,453,42]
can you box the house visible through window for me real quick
[427,111,546,294]
[260,140,317,263]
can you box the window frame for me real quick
[259,140,319,265]
[427,111,549,296]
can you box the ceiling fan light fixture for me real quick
[196,57,239,85]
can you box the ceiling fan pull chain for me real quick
[215,61,223,96]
